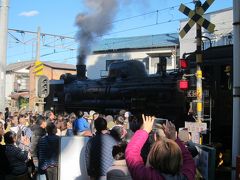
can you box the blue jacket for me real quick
[85,132,118,177]
[74,117,90,133]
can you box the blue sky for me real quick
[6,0,232,65]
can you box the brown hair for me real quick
[148,138,182,175]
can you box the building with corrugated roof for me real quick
[5,61,76,112]
[85,33,179,79]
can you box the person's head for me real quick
[115,115,125,125]
[0,122,4,136]
[178,129,190,144]
[0,112,3,119]
[4,131,16,144]
[57,114,63,122]
[77,111,84,118]
[112,142,128,160]
[94,117,107,132]
[45,110,55,121]
[11,115,18,126]
[153,124,166,141]
[124,111,131,119]
[61,120,68,131]
[93,112,99,120]
[67,121,73,129]
[29,116,37,125]
[124,129,134,142]
[119,109,126,116]
[46,122,57,135]
[36,115,47,129]
[5,107,9,112]
[69,112,76,120]
[110,126,127,141]
[88,110,96,120]
[147,139,182,175]
[18,114,26,125]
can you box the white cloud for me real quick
[19,10,39,17]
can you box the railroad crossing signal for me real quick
[37,75,49,98]
[179,0,215,38]
[34,60,44,76]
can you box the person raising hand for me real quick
[125,114,196,180]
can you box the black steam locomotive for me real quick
[45,59,187,125]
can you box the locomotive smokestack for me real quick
[76,54,86,79]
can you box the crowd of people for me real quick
[0,108,197,180]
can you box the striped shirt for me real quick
[38,135,60,170]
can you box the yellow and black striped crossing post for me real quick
[179,0,215,38]
[195,0,203,122]
[179,0,215,122]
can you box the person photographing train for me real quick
[125,115,196,180]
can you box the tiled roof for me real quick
[6,60,76,72]
[92,33,179,52]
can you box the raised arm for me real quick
[125,115,164,180]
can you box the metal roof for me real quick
[6,60,34,72]
[6,60,76,72]
[43,61,76,70]
[92,33,179,52]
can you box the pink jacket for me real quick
[125,130,196,180]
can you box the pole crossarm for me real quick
[179,0,215,38]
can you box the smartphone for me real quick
[152,118,167,131]
[154,118,167,125]
[21,131,25,136]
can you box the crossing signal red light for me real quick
[179,59,188,69]
[179,79,189,91]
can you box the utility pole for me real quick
[34,27,45,113]
[36,27,41,62]
[0,0,9,112]
[232,0,240,179]
[195,0,203,122]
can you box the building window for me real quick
[14,74,29,92]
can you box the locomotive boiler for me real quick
[45,59,187,125]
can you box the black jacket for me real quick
[30,125,46,159]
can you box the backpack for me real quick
[0,145,11,175]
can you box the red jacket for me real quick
[125,130,196,180]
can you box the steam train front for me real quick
[46,60,186,124]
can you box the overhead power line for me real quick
[8,28,75,40]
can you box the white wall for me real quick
[179,8,233,57]
[5,73,14,100]
[86,47,178,79]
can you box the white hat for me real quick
[89,110,96,116]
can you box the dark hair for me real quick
[45,110,53,119]
[18,114,25,121]
[46,122,57,135]
[112,142,127,160]
[110,126,124,141]
[124,129,134,142]
[36,115,46,126]
[94,117,107,132]
[4,131,16,144]
[115,115,125,125]
[77,111,84,118]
